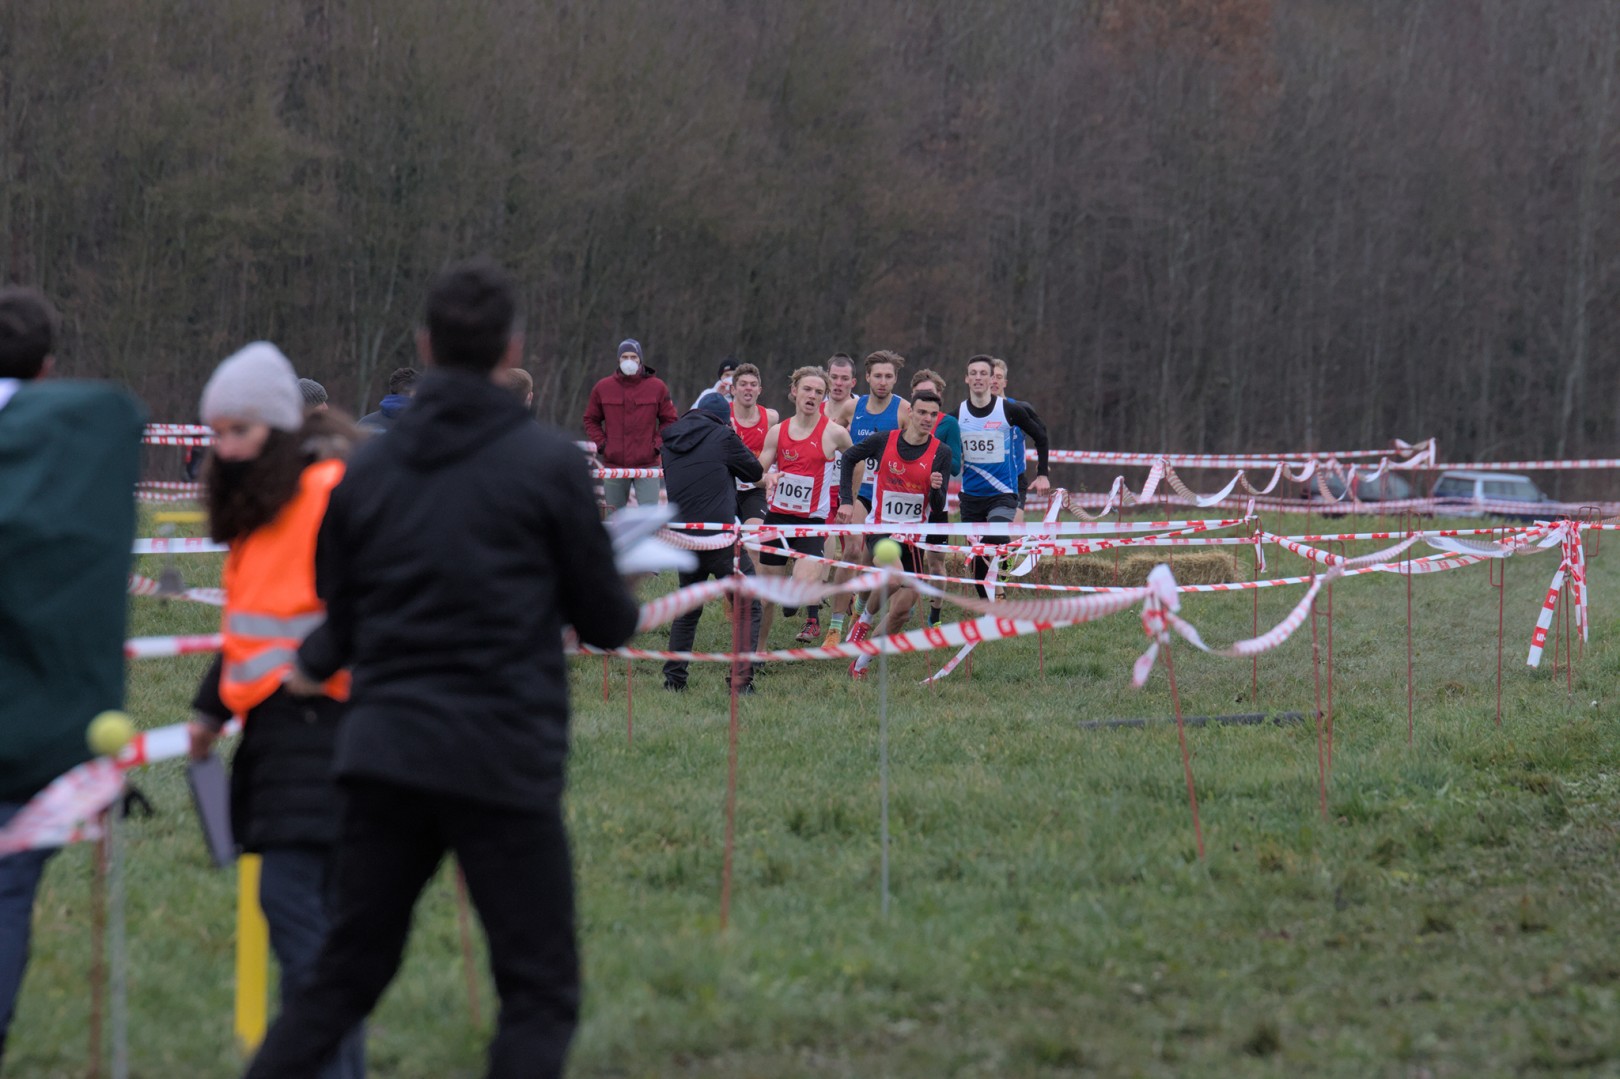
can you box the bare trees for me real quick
[2,0,1616,464]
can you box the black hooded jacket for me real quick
[659,408,763,533]
[297,368,639,808]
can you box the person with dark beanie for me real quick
[659,393,763,692]
[244,259,640,1079]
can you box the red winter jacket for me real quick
[582,368,678,467]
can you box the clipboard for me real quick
[186,753,236,867]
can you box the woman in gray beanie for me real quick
[189,342,366,1079]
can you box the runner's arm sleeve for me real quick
[1005,401,1050,476]
[930,444,953,515]
[725,430,764,484]
[838,432,885,504]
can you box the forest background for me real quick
[3,0,1618,476]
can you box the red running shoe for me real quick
[794,617,821,644]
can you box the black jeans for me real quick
[664,545,760,689]
[245,779,578,1079]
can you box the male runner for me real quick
[990,357,1048,525]
[959,355,1050,596]
[822,353,858,427]
[755,367,852,648]
[827,351,910,643]
[910,369,962,626]
[835,391,951,678]
[728,363,776,528]
[811,354,858,642]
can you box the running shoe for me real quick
[848,658,867,680]
[821,628,842,648]
[795,617,822,644]
[846,618,872,645]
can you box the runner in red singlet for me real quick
[756,366,852,648]
[728,363,776,527]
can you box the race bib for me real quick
[830,450,843,485]
[772,473,816,514]
[962,428,1006,464]
[880,490,926,523]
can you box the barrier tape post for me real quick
[1405,509,1415,746]
[1310,576,1328,821]
[625,659,633,745]
[1491,526,1506,727]
[1251,524,1262,705]
[90,818,106,1079]
[1326,543,1337,775]
[600,656,609,703]
[109,802,129,1079]
[1160,636,1205,861]
[874,580,893,914]
[720,564,743,932]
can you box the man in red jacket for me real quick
[582,339,677,514]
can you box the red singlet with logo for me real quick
[869,431,940,526]
[768,414,836,519]
[731,403,768,457]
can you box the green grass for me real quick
[10,513,1620,1076]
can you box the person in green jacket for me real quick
[0,287,143,1064]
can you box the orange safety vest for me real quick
[219,458,351,716]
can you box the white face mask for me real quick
[619,358,640,376]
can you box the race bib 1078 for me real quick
[880,489,925,523]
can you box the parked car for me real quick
[1430,470,1548,519]
[1307,470,1414,503]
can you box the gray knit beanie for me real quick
[298,377,328,408]
[199,342,304,432]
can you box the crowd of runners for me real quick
[671,350,1053,679]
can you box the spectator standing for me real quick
[243,259,639,1079]
[659,394,763,693]
[299,377,329,414]
[497,367,535,410]
[582,338,676,513]
[0,287,144,1065]
[691,357,738,410]
[357,367,418,432]
[189,343,365,1079]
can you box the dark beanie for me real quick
[697,394,731,422]
[717,357,738,379]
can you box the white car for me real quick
[1430,470,1548,519]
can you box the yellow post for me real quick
[234,854,269,1055]
[152,510,206,524]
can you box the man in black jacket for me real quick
[660,395,763,692]
[245,259,639,1079]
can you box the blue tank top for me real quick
[957,396,1022,497]
[848,393,904,500]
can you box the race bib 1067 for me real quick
[772,473,816,514]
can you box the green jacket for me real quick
[0,380,144,803]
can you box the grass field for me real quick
[10,513,1620,1077]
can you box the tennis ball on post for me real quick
[87,711,136,758]
[873,538,903,567]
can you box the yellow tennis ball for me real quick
[87,711,135,757]
[873,538,903,567]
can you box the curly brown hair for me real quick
[205,410,358,544]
